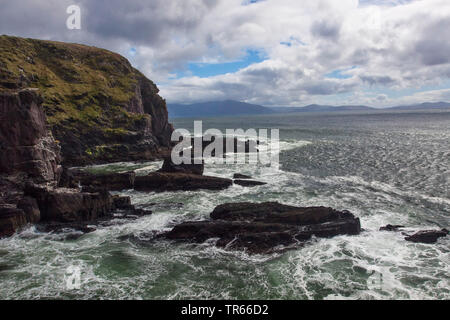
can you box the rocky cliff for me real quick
[0,89,149,237]
[0,35,173,166]
[0,89,62,185]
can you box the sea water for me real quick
[0,110,448,300]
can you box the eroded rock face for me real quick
[134,172,232,192]
[0,205,27,237]
[0,89,63,237]
[161,202,361,254]
[0,89,62,184]
[0,36,174,166]
[25,184,114,223]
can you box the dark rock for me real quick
[1,36,174,166]
[0,205,27,238]
[233,174,253,179]
[59,169,135,191]
[380,224,405,232]
[210,202,355,225]
[25,184,114,223]
[404,229,449,244]
[112,195,133,210]
[182,136,259,158]
[234,180,267,187]
[160,202,361,254]
[17,196,40,223]
[134,172,232,192]
[36,222,97,235]
[158,157,204,175]
[0,89,62,184]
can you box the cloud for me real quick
[1,0,450,106]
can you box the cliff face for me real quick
[0,89,62,236]
[0,35,173,166]
[0,89,149,237]
[0,89,62,184]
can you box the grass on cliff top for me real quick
[0,35,149,131]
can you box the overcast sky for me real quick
[1,0,450,107]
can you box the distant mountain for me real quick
[168,100,450,118]
[387,102,450,111]
[168,100,274,118]
[269,104,374,113]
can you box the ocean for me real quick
[0,110,449,300]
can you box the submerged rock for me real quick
[380,224,405,232]
[234,180,267,187]
[160,202,361,254]
[404,229,449,244]
[233,174,253,179]
[134,172,232,192]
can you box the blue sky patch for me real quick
[179,49,267,78]
[325,66,357,79]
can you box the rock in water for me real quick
[233,174,253,179]
[380,224,405,232]
[158,157,204,175]
[160,202,361,254]
[60,169,136,191]
[234,180,267,187]
[134,172,232,192]
[404,229,449,244]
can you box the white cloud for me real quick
[1,0,450,106]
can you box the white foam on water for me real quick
[1,132,449,299]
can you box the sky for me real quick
[1,0,450,107]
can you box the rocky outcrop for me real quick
[0,35,173,166]
[0,205,27,237]
[379,224,448,244]
[0,89,150,238]
[233,174,253,179]
[185,136,259,157]
[0,89,63,237]
[160,202,361,254]
[59,169,136,191]
[135,172,232,192]
[158,157,204,175]
[380,224,405,232]
[404,229,448,244]
[234,180,267,187]
[0,89,62,184]
[24,184,114,223]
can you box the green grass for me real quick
[0,35,163,163]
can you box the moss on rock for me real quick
[0,35,173,166]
